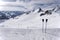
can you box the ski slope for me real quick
[0,8,60,29]
[0,4,60,40]
[0,28,60,40]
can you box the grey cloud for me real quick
[1,0,16,2]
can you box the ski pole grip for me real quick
[46,19,48,22]
[42,19,44,22]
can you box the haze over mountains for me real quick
[0,0,60,11]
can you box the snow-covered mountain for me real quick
[54,5,60,12]
[0,3,60,40]
[1,4,60,19]
[0,11,25,19]
[0,0,60,19]
[0,7,60,29]
[0,0,60,40]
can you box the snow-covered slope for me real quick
[0,29,60,40]
[0,8,60,29]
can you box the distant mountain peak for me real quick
[55,5,60,12]
[32,7,43,13]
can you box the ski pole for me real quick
[42,19,44,40]
[42,19,44,33]
[45,19,48,33]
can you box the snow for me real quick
[0,28,60,40]
[0,8,60,29]
[0,0,60,40]
[0,3,60,40]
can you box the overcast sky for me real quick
[0,0,60,4]
[0,0,60,11]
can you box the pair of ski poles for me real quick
[42,19,48,33]
[42,19,48,40]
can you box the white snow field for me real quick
[0,7,60,29]
[0,0,60,40]
[0,4,60,40]
[0,28,60,40]
[0,7,60,40]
